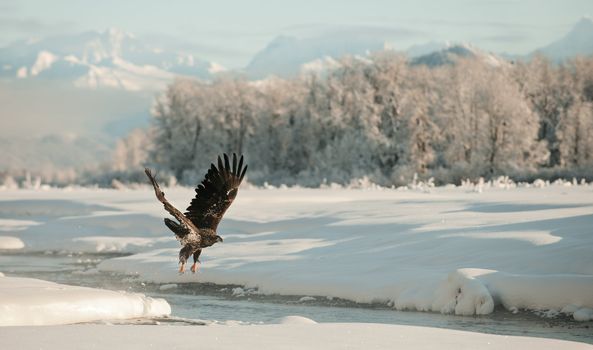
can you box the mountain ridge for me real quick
[3,18,593,89]
[0,28,224,91]
[529,16,593,61]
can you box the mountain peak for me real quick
[0,29,219,91]
[106,27,129,35]
[103,27,135,41]
[570,16,593,37]
[575,15,593,26]
[246,32,386,78]
[266,35,298,50]
[411,43,504,67]
[531,17,593,61]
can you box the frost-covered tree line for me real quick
[112,53,593,186]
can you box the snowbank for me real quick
[96,186,593,321]
[276,315,318,324]
[0,276,170,326]
[0,323,589,350]
[1,186,592,321]
[0,236,24,250]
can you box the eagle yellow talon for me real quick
[191,263,198,273]
[179,263,186,274]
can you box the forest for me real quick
[107,52,593,187]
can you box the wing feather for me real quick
[184,153,247,231]
[240,165,248,182]
[224,154,230,174]
[145,168,200,244]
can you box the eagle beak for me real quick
[216,236,224,243]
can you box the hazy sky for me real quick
[0,0,591,67]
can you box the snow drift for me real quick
[1,185,592,321]
[0,276,170,326]
[0,236,25,250]
[95,185,593,321]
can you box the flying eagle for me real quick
[145,153,247,273]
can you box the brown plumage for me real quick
[145,153,247,273]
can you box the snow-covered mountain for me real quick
[245,33,388,78]
[0,28,228,173]
[246,34,514,78]
[530,16,593,61]
[247,17,593,78]
[0,28,225,91]
[410,43,505,67]
[406,41,451,58]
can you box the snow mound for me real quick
[0,236,25,250]
[0,219,41,232]
[298,296,316,303]
[71,236,172,253]
[477,269,593,321]
[395,268,593,320]
[276,315,317,324]
[426,269,494,316]
[0,276,170,326]
[573,308,593,321]
[159,283,178,291]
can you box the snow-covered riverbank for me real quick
[0,275,170,326]
[1,184,592,322]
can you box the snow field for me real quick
[1,185,592,321]
[0,323,590,350]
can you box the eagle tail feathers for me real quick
[164,218,190,240]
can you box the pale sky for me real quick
[0,0,591,67]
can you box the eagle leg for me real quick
[178,245,193,274]
[191,249,202,273]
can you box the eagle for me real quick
[144,153,247,273]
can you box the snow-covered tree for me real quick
[140,53,592,187]
[556,57,593,168]
[397,65,440,177]
[151,78,206,179]
[558,100,593,167]
[517,55,573,167]
[366,52,407,179]
[112,128,153,172]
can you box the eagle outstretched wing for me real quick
[184,153,247,231]
[145,168,199,235]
